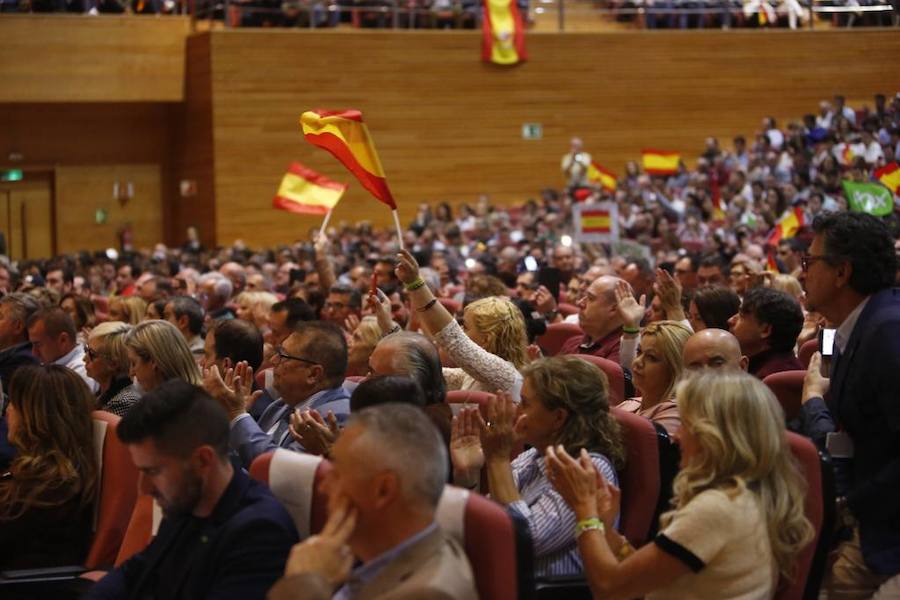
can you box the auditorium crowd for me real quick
[0,91,899,599]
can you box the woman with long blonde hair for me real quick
[109,295,147,325]
[0,365,98,568]
[125,320,202,392]
[545,370,814,599]
[617,320,692,436]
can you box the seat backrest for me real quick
[114,494,159,566]
[763,370,806,421]
[776,432,826,600]
[536,322,583,357]
[437,486,534,600]
[249,449,331,538]
[86,411,139,569]
[610,407,661,546]
[255,367,272,390]
[573,354,626,405]
[445,389,495,417]
[798,339,818,369]
[557,302,579,317]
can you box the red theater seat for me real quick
[611,407,661,546]
[536,322,582,357]
[574,354,626,405]
[764,370,806,421]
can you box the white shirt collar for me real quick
[835,296,870,354]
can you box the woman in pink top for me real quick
[617,321,692,436]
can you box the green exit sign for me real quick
[0,170,23,182]
[521,123,543,140]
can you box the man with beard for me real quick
[87,380,298,600]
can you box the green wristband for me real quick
[574,517,605,539]
[622,325,640,334]
[405,278,425,292]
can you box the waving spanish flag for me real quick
[642,149,680,176]
[586,162,617,193]
[300,110,396,210]
[767,206,805,246]
[875,162,900,194]
[482,0,527,66]
[273,162,347,216]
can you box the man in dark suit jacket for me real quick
[87,380,298,600]
[223,322,351,468]
[267,404,476,600]
[799,212,900,594]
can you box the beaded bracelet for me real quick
[405,278,426,292]
[574,517,605,539]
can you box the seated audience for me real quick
[321,284,362,327]
[728,286,803,379]
[451,356,623,576]
[88,380,298,599]
[235,290,278,333]
[393,249,527,399]
[696,254,727,287]
[0,293,40,390]
[87,321,141,416]
[198,272,235,323]
[109,295,147,325]
[545,370,814,599]
[687,285,741,332]
[0,365,97,569]
[27,306,99,392]
[559,275,628,362]
[225,321,350,468]
[125,319,203,392]
[60,292,96,339]
[202,318,270,419]
[163,295,206,358]
[682,328,748,372]
[346,316,382,377]
[617,320,692,436]
[269,403,477,600]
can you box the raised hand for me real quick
[283,495,357,587]
[394,249,420,286]
[533,285,558,314]
[653,268,684,321]
[450,407,486,484]
[366,287,395,334]
[480,392,518,461]
[802,351,830,404]
[614,280,646,330]
[202,364,248,421]
[545,445,599,519]
[343,313,361,335]
[314,232,331,259]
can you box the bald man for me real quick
[682,328,748,372]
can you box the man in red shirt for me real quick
[559,275,626,363]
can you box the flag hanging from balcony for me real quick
[482,0,527,66]
[586,162,617,192]
[641,149,680,176]
[273,162,347,216]
[300,109,396,210]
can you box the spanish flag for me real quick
[273,162,347,216]
[300,110,396,210]
[710,170,725,222]
[641,149,680,176]
[580,208,612,234]
[767,206,805,246]
[766,251,780,274]
[875,162,900,194]
[586,162,617,193]
[482,0,527,66]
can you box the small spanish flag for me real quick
[767,206,805,246]
[482,0,527,66]
[586,162,617,193]
[273,163,347,216]
[841,145,855,166]
[300,110,396,210]
[641,149,680,176]
[580,209,612,234]
[710,170,725,222]
[766,251,780,274]
[875,162,900,194]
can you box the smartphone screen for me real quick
[538,267,562,301]
[819,328,836,357]
[523,256,539,272]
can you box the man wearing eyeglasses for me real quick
[798,212,900,596]
[228,321,351,469]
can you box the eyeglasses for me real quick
[274,346,320,366]
[85,346,101,361]
[800,254,836,272]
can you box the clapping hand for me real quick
[480,392,518,461]
[289,409,339,457]
[283,495,357,588]
[202,361,261,420]
[653,268,685,321]
[546,445,620,529]
[450,407,485,488]
[614,280,646,331]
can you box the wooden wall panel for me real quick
[0,15,189,102]
[208,29,900,247]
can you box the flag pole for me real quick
[391,209,404,250]
[318,208,334,240]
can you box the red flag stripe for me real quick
[303,131,396,210]
[272,196,331,216]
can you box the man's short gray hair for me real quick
[198,272,233,301]
[379,332,446,406]
[349,403,447,508]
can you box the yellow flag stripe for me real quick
[300,113,385,177]
[582,216,611,228]
[277,173,344,209]
[642,154,680,172]
[488,0,520,65]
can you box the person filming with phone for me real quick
[798,212,900,597]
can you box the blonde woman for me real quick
[768,274,804,304]
[234,291,279,332]
[125,320,202,392]
[109,296,147,325]
[546,371,814,600]
[85,321,140,416]
[617,320,692,436]
[346,316,382,377]
[393,249,527,400]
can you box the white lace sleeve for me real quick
[433,319,522,397]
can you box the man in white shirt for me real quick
[560,137,592,190]
[26,307,99,393]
